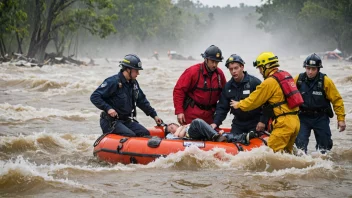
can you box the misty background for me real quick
[1,0,351,63]
[1,2,352,197]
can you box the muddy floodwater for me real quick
[1,57,352,197]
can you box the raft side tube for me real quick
[93,127,268,164]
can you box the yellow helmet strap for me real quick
[262,66,268,78]
[263,65,279,78]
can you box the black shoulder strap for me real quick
[191,65,223,93]
[216,69,222,89]
[318,73,325,89]
[319,73,326,96]
[297,73,305,90]
[131,81,138,117]
[191,64,203,92]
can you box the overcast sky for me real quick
[195,0,263,7]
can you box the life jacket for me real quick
[192,64,222,92]
[296,72,333,117]
[296,72,327,108]
[263,70,303,130]
[184,64,222,110]
[271,70,304,109]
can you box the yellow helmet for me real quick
[253,52,279,68]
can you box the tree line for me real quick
[257,0,352,55]
[0,0,351,63]
[0,0,210,62]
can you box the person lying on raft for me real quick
[165,118,259,144]
[165,118,227,142]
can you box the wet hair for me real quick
[164,123,179,134]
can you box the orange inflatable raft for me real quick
[93,126,269,165]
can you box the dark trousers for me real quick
[295,114,332,153]
[100,118,150,137]
[231,119,258,135]
[225,119,258,143]
[187,118,218,140]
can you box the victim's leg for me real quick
[187,118,218,140]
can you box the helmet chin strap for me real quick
[128,69,132,81]
[260,66,268,79]
[124,68,132,81]
[204,59,209,70]
[204,59,214,73]
[262,63,279,78]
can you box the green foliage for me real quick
[299,0,352,53]
[25,0,118,60]
[0,0,28,55]
[1,0,268,59]
[50,0,117,38]
[110,0,181,43]
[256,0,352,54]
[72,8,117,38]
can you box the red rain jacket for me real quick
[173,62,226,124]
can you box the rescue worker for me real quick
[90,54,163,137]
[230,52,301,153]
[294,53,346,154]
[211,54,268,143]
[173,45,226,125]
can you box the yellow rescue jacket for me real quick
[236,69,299,116]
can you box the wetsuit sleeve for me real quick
[213,88,230,126]
[236,78,276,111]
[324,76,345,121]
[90,78,116,112]
[136,85,157,118]
[173,68,194,115]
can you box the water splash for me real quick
[0,103,97,123]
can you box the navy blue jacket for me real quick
[90,72,157,119]
[297,72,330,110]
[213,72,267,126]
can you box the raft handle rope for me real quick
[117,143,123,152]
[233,142,244,151]
[257,137,267,146]
[93,133,110,147]
[117,138,129,153]
[120,137,129,143]
[130,157,138,164]
[158,120,169,136]
[256,131,270,146]
[93,116,119,147]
